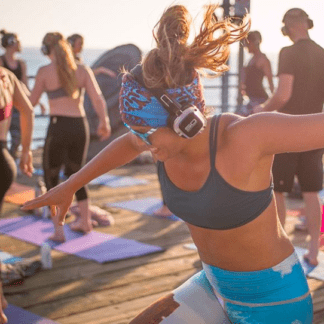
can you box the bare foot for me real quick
[153,205,173,218]
[303,253,319,267]
[49,232,66,243]
[69,220,93,234]
[70,218,98,227]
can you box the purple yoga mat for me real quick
[4,304,58,323]
[0,216,163,263]
[106,197,181,221]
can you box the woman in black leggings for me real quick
[0,67,34,324]
[29,32,111,242]
[0,67,34,212]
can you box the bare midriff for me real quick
[188,199,294,272]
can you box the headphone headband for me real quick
[281,8,313,36]
[130,65,207,139]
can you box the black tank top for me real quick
[244,65,268,99]
[1,55,23,81]
[157,114,273,230]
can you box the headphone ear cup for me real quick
[41,44,50,55]
[281,26,288,36]
[307,18,314,29]
[167,114,176,131]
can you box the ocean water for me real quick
[2,47,278,148]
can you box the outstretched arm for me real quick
[22,132,145,224]
[230,112,324,157]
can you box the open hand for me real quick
[21,181,74,226]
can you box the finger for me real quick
[50,205,57,219]
[57,205,69,226]
[21,195,49,210]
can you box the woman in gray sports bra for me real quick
[23,4,321,323]
[29,32,111,243]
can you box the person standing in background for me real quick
[0,30,45,161]
[254,8,324,266]
[0,68,34,323]
[0,30,28,161]
[67,34,116,78]
[29,32,111,242]
[238,31,274,116]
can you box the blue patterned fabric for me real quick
[119,72,205,127]
[202,251,313,324]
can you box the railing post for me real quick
[221,0,230,112]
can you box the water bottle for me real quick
[35,178,50,218]
[41,242,52,269]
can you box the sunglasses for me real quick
[124,123,158,145]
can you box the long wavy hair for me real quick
[43,32,78,99]
[142,4,250,88]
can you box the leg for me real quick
[65,117,92,234]
[272,153,297,229]
[297,149,324,266]
[302,192,321,266]
[0,143,17,214]
[129,271,231,324]
[43,118,66,242]
[8,108,21,160]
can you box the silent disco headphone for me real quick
[67,37,75,47]
[281,8,313,36]
[130,64,207,139]
[2,35,17,48]
[41,43,50,55]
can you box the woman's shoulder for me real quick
[213,112,242,129]
[216,113,247,144]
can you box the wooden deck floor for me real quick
[1,148,324,324]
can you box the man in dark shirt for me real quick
[255,8,324,266]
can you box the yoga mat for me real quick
[0,216,163,263]
[90,174,149,187]
[33,168,66,179]
[4,182,35,205]
[0,251,22,264]
[106,197,181,221]
[295,246,324,281]
[4,304,58,324]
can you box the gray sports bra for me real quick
[157,114,274,230]
[46,88,81,100]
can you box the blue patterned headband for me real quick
[119,72,205,127]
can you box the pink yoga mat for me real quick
[0,216,163,263]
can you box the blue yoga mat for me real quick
[295,246,324,281]
[0,251,23,264]
[0,216,163,263]
[106,197,181,221]
[34,168,66,179]
[90,174,149,187]
[4,304,58,323]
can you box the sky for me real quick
[1,0,324,54]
